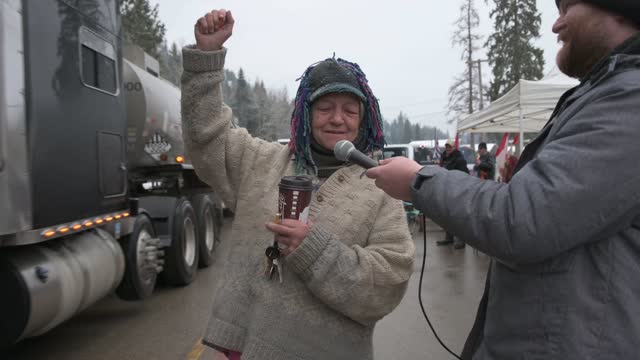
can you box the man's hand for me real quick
[366,157,422,201]
[264,219,312,256]
[195,9,235,51]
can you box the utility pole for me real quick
[474,59,488,110]
[467,58,488,146]
[474,59,488,142]
[467,3,474,116]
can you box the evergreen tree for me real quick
[120,0,166,57]
[254,80,274,140]
[158,41,170,78]
[232,69,260,135]
[447,0,486,124]
[486,0,545,100]
[168,42,182,84]
[390,114,403,143]
[157,41,182,86]
[384,113,446,144]
[414,123,422,141]
[402,116,413,143]
[269,88,294,141]
[222,69,238,105]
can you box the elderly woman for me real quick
[181,9,414,360]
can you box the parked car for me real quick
[413,145,439,166]
[382,144,415,161]
[383,143,443,168]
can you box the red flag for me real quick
[454,132,459,149]
[512,133,520,145]
[496,133,510,181]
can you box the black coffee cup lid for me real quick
[279,176,313,190]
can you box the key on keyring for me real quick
[264,256,273,277]
[265,245,282,282]
[265,245,281,260]
[265,245,279,280]
[268,261,276,280]
[265,214,284,282]
[273,258,283,283]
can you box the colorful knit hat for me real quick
[289,57,385,173]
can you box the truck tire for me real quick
[0,253,28,349]
[192,194,222,268]
[116,214,158,301]
[162,198,199,286]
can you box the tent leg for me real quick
[518,108,524,155]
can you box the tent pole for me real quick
[518,108,524,155]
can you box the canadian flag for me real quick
[495,133,510,181]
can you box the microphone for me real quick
[334,140,378,169]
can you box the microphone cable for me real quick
[417,213,462,360]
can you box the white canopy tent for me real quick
[457,67,579,152]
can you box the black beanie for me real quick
[306,59,366,102]
[555,0,640,26]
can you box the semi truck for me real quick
[0,0,224,348]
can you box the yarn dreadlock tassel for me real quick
[288,57,386,175]
[289,64,317,175]
[335,58,385,152]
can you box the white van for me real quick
[383,143,443,166]
[382,144,414,161]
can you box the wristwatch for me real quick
[412,166,445,191]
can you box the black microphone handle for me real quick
[349,150,379,169]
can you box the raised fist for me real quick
[194,9,234,51]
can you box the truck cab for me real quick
[0,0,223,349]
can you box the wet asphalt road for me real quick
[4,219,489,360]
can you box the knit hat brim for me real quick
[555,0,640,26]
[308,83,366,103]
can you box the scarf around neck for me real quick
[308,132,369,179]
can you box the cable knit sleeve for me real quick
[181,46,284,211]
[286,195,415,326]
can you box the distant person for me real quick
[181,9,414,360]
[474,142,495,180]
[438,143,468,249]
[500,153,519,183]
[440,143,470,173]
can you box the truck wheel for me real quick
[162,198,199,286]
[192,194,222,268]
[116,214,157,301]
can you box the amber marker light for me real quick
[72,224,82,231]
[175,155,185,163]
[44,230,56,237]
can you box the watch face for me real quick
[412,165,444,190]
[419,165,444,177]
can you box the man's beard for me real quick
[557,31,611,79]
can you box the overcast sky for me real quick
[150,0,561,135]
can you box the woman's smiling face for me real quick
[311,93,362,151]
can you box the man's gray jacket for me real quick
[413,36,640,359]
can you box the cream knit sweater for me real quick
[181,46,415,360]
